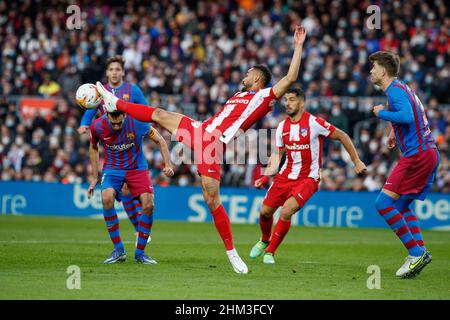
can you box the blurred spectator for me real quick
[0,0,448,193]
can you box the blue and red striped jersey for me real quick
[80,82,148,126]
[378,79,436,157]
[90,114,151,170]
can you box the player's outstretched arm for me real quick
[329,128,367,175]
[254,147,285,188]
[272,25,307,98]
[88,142,100,199]
[148,127,174,177]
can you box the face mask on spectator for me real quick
[348,85,358,94]
[411,63,419,73]
[6,117,15,127]
[179,176,189,186]
[404,73,413,82]
[425,75,433,84]
[436,57,444,68]
[15,136,24,146]
[65,127,74,135]
[2,136,10,145]
[348,101,357,110]
[303,72,312,82]
[332,108,341,116]
[361,134,369,143]
[369,141,378,153]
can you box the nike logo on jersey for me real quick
[208,169,216,173]
[282,132,289,136]
[104,137,112,140]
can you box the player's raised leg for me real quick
[375,189,427,278]
[96,81,183,134]
[249,204,277,259]
[201,175,248,274]
[101,188,126,264]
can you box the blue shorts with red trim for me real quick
[101,169,154,200]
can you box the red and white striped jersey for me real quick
[204,87,277,144]
[275,112,335,180]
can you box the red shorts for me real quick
[175,116,224,181]
[263,176,319,208]
[384,148,439,197]
[101,169,154,200]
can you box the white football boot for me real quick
[395,252,427,279]
[226,249,249,274]
[96,81,118,112]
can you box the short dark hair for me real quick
[286,87,306,102]
[369,51,400,77]
[252,65,272,87]
[106,55,125,70]
[107,111,124,117]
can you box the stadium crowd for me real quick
[0,0,449,192]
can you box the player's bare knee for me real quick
[102,196,115,209]
[153,108,168,121]
[141,203,153,215]
[280,207,296,220]
[260,207,274,218]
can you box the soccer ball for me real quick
[76,83,101,109]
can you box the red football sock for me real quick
[266,218,291,254]
[260,214,273,242]
[117,100,155,122]
[211,205,234,250]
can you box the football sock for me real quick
[260,214,273,243]
[211,205,234,250]
[120,193,141,232]
[375,192,423,256]
[117,100,155,122]
[135,213,153,258]
[103,207,124,252]
[395,198,426,249]
[265,218,291,254]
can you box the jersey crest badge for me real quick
[301,128,308,137]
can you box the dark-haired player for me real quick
[370,51,439,278]
[78,56,149,236]
[97,26,307,274]
[250,88,367,264]
[89,111,173,264]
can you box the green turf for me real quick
[0,215,449,299]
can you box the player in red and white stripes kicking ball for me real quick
[96,26,307,274]
[251,88,367,264]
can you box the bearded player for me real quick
[88,110,173,264]
[250,88,367,264]
[78,56,149,236]
[96,26,307,274]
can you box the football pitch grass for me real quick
[0,215,449,300]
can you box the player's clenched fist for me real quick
[254,176,269,189]
[163,166,174,177]
[372,104,385,117]
[354,159,368,176]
